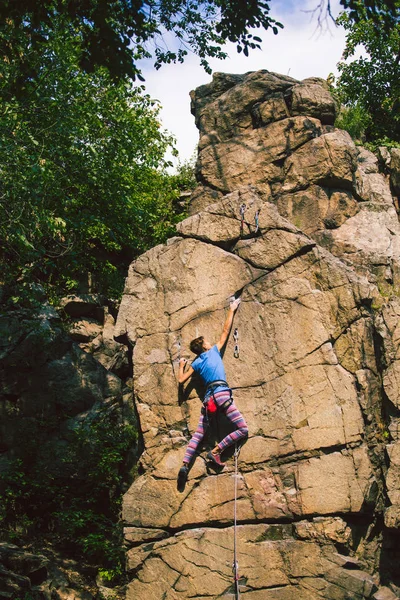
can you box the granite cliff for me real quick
[116,71,400,599]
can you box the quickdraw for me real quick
[239,204,261,237]
[254,209,260,234]
[233,328,239,359]
[175,335,181,363]
[239,203,246,237]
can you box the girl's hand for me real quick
[230,298,241,311]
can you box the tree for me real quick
[309,0,398,35]
[0,0,283,83]
[1,1,398,86]
[339,0,399,31]
[334,6,400,143]
[0,24,181,302]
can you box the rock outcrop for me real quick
[0,298,131,470]
[0,296,135,599]
[0,542,96,600]
[116,71,400,599]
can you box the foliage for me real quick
[0,24,186,305]
[364,138,400,155]
[0,0,283,82]
[2,1,398,86]
[2,1,398,84]
[334,104,372,143]
[0,405,137,578]
[171,156,198,192]
[334,7,400,144]
[339,0,399,30]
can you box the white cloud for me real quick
[141,0,348,167]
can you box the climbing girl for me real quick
[177,298,248,491]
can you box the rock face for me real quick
[0,299,130,469]
[116,71,400,599]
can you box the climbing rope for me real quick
[233,443,241,599]
[239,203,246,238]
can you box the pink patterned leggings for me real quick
[183,390,248,465]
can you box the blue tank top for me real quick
[192,345,229,397]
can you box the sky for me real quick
[141,0,349,167]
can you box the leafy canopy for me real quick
[0,0,283,81]
[0,22,185,302]
[334,4,400,143]
[339,0,399,30]
[2,1,398,84]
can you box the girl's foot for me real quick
[177,465,189,492]
[207,451,226,468]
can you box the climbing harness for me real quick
[239,203,246,238]
[202,381,233,429]
[204,380,232,409]
[233,328,240,359]
[254,209,260,234]
[204,379,232,406]
[233,443,241,599]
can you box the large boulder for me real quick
[117,192,385,598]
[117,70,400,598]
[0,543,96,600]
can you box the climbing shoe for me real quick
[177,465,189,492]
[207,451,226,468]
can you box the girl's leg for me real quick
[183,412,206,465]
[216,401,248,453]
